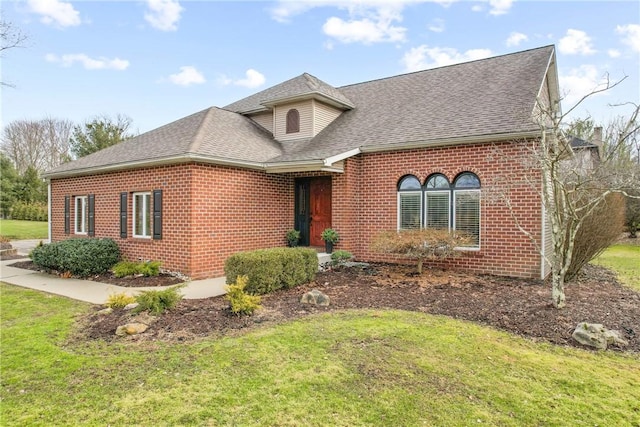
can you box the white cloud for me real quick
[27,0,81,28]
[219,69,266,89]
[616,24,640,53]
[608,49,621,58]
[322,11,406,44]
[45,53,129,70]
[402,45,492,72]
[488,0,513,16]
[428,18,445,33]
[558,29,596,55]
[558,65,609,106]
[506,31,527,47]
[167,66,206,86]
[471,4,483,12]
[145,0,183,32]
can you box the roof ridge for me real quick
[338,44,556,90]
[188,107,217,153]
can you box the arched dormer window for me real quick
[286,109,300,134]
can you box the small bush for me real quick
[226,275,261,315]
[566,193,625,280]
[371,229,471,274]
[331,250,353,265]
[10,202,48,221]
[31,238,121,277]
[134,285,184,315]
[106,292,136,309]
[113,260,161,278]
[224,247,318,295]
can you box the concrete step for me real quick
[317,252,332,267]
[0,248,18,256]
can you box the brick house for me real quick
[44,45,559,280]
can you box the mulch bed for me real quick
[72,262,640,353]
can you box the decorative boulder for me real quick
[97,307,113,315]
[123,302,139,311]
[115,322,149,336]
[572,322,629,350]
[300,289,330,306]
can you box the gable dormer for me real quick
[226,73,354,142]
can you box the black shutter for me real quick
[64,196,70,235]
[88,194,95,237]
[120,192,127,238]
[153,189,162,240]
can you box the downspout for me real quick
[47,180,52,242]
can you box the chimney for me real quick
[593,126,603,159]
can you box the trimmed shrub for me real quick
[10,202,48,221]
[331,250,353,265]
[226,275,261,315]
[113,260,162,278]
[224,247,318,295]
[31,238,121,277]
[106,292,136,309]
[134,285,184,315]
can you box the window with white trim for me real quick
[397,175,422,230]
[74,196,87,234]
[133,192,151,238]
[396,172,481,248]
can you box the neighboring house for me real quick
[568,127,602,173]
[43,45,560,280]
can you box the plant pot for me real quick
[287,241,298,248]
[324,241,334,254]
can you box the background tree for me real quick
[14,166,47,205]
[70,114,134,158]
[0,153,18,217]
[1,118,74,174]
[493,79,639,309]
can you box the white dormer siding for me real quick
[250,111,274,133]
[272,99,343,142]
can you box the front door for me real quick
[309,177,332,247]
[294,177,331,247]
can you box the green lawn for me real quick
[0,219,48,240]
[1,283,638,426]
[593,244,640,291]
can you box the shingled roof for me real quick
[45,45,557,178]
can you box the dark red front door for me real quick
[309,177,332,247]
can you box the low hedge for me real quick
[224,247,318,295]
[31,238,121,277]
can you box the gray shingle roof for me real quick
[224,73,354,113]
[45,45,556,177]
[45,107,280,176]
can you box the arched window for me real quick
[397,175,422,230]
[453,172,480,247]
[395,172,481,248]
[286,109,300,134]
[425,174,450,230]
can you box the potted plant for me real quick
[286,229,301,247]
[321,228,339,254]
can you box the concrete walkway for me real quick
[1,257,227,305]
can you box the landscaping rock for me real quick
[115,322,148,336]
[300,289,330,306]
[123,302,139,311]
[572,322,628,350]
[97,307,113,315]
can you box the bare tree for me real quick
[493,78,640,308]
[1,19,28,87]
[1,118,74,174]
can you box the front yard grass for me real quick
[592,244,640,291]
[1,283,638,426]
[0,219,48,240]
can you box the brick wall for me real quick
[337,141,543,278]
[50,140,543,280]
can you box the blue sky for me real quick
[2,0,639,134]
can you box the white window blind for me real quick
[454,190,480,247]
[399,192,422,230]
[426,191,450,230]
